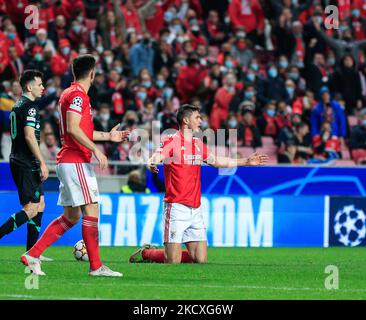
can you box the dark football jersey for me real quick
[9,95,41,170]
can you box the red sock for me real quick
[28,215,74,258]
[181,251,193,263]
[82,216,102,271]
[142,249,193,263]
[142,249,165,262]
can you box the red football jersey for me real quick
[157,131,209,208]
[57,82,94,163]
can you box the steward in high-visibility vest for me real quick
[121,170,151,193]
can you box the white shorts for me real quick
[163,202,207,244]
[56,163,99,207]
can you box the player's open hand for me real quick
[110,125,130,142]
[147,160,159,174]
[247,152,269,166]
[40,162,49,182]
[94,148,108,170]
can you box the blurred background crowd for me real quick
[1,0,366,171]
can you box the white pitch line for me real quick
[2,283,365,296]
[0,293,106,300]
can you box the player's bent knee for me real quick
[165,257,182,264]
[193,255,207,264]
[23,203,39,219]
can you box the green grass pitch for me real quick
[0,246,365,300]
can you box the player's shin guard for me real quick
[82,216,102,271]
[28,215,75,258]
[0,210,28,239]
[26,212,43,251]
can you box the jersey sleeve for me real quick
[66,92,86,116]
[156,136,175,158]
[23,104,38,128]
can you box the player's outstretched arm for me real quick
[24,126,49,181]
[67,111,108,169]
[206,151,269,168]
[93,124,130,142]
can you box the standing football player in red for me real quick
[129,104,268,264]
[21,55,129,276]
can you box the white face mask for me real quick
[79,48,88,54]
[105,56,113,65]
[100,113,110,121]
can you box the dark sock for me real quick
[0,210,29,239]
[27,212,43,251]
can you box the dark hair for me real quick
[72,54,96,80]
[19,69,43,91]
[176,104,201,126]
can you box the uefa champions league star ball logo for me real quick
[28,108,36,116]
[333,205,366,247]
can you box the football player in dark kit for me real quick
[0,70,52,261]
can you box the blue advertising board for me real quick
[147,165,366,196]
[2,162,366,196]
[0,192,326,247]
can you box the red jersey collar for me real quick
[71,82,88,95]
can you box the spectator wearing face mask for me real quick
[210,73,236,130]
[231,29,254,69]
[311,86,347,144]
[129,32,155,77]
[50,38,77,77]
[345,6,366,41]
[228,0,265,46]
[67,20,89,48]
[257,101,279,140]
[34,28,55,54]
[134,85,148,111]
[257,64,287,108]
[139,69,159,101]
[285,79,297,105]
[349,108,366,163]
[93,104,118,133]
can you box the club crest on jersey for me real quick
[28,108,36,116]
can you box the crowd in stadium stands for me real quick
[1,0,366,171]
